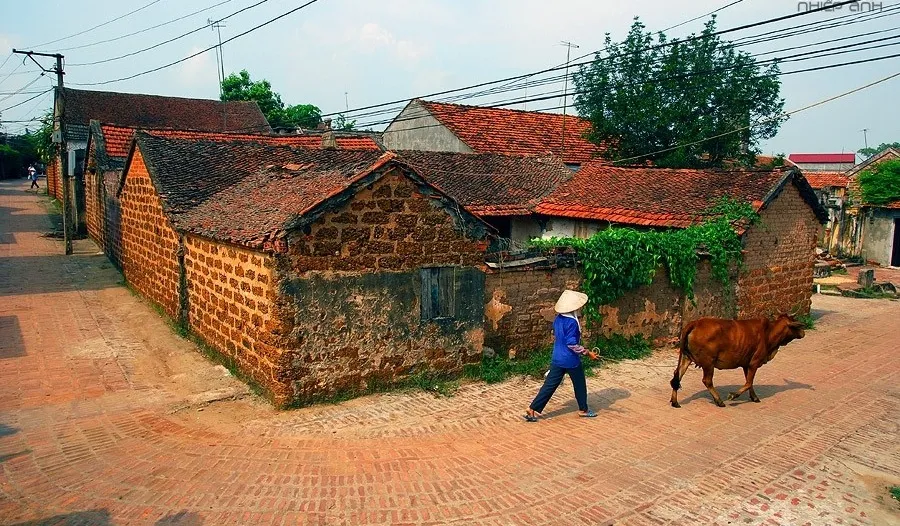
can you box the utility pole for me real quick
[13,49,72,255]
[344,92,349,112]
[208,18,227,96]
[860,128,869,150]
[559,41,579,160]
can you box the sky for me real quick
[1,0,898,157]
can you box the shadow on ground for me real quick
[677,378,814,406]
[0,255,120,297]
[10,509,112,526]
[540,387,631,418]
[156,511,204,525]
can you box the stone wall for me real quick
[103,172,124,268]
[84,142,105,249]
[483,261,731,355]
[119,150,182,320]
[280,169,487,404]
[737,183,820,318]
[183,236,291,402]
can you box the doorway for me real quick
[892,218,900,267]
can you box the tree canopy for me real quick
[858,142,900,159]
[858,158,900,206]
[221,70,325,130]
[573,17,785,168]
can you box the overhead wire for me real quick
[69,0,322,85]
[66,0,272,66]
[1,87,53,113]
[55,0,235,52]
[27,0,166,49]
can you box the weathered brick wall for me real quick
[84,143,105,249]
[484,261,731,355]
[280,169,487,405]
[737,183,820,318]
[46,155,60,199]
[119,151,182,320]
[183,236,291,403]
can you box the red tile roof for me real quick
[417,100,604,164]
[788,153,856,164]
[395,150,573,216]
[63,88,271,138]
[535,162,827,227]
[97,124,380,161]
[804,171,849,190]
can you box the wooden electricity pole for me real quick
[12,50,72,254]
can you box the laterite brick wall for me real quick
[119,151,182,319]
[84,143,105,249]
[183,236,290,403]
[46,155,60,199]
[737,183,820,318]
[483,261,731,355]
[103,172,124,268]
[280,169,487,404]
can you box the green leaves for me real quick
[858,159,900,206]
[529,200,757,322]
[221,69,322,130]
[573,16,786,168]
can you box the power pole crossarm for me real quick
[12,49,72,255]
[559,41,579,161]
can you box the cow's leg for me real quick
[702,366,726,407]
[748,367,761,402]
[669,353,692,408]
[727,366,756,401]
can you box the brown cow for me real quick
[669,314,806,408]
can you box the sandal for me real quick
[579,410,598,418]
[524,410,539,422]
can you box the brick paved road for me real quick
[1,180,898,525]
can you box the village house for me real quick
[48,87,272,233]
[804,171,851,253]
[83,122,381,267]
[115,132,490,406]
[845,147,900,266]
[382,99,604,170]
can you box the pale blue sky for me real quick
[1,0,898,157]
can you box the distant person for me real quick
[27,165,39,191]
[524,290,598,422]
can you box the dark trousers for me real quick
[30,180,38,189]
[530,364,588,413]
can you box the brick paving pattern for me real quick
[1,180,898,525]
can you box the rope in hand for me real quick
[583,348,676,369]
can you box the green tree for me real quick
[858,158,900,205]
[858,142,900,159]
[221,70,322,130]
[333,113,356,131]
[574,17,785,168]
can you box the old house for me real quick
[846,147,900,266]
[84,122,380,266]
[49,87,271,232]
[788,153,856,173]
[383,99,604,169]
[804,171,850,252]
[117,132,490,406]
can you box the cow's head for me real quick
[773,313,806,346]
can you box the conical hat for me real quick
[555,290,588,313]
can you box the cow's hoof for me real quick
[727,392,740,401]
[715,400,726,407]
[671,401,681,408]
[751,397,761,403]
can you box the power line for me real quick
[0,87,53,113]
[0,75,48,104]
[319,0,876,119]
[55,0,234,52]
[28,0,165,49]
[67,0,271,67]
[69,0,322,85]
[613,68,900,165]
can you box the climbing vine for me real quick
[530,197,759,321]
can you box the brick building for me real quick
[84,122,381,266]
[116,132,489,406]
[48,87,271,235]
[383,99,605,169]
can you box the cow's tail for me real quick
[670,323,695,391]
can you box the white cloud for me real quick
[357,22,427,63]
[175,46,219,88]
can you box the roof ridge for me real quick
[63,86,256,106]
[418,98,590,119]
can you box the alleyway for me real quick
[1,179,898,525]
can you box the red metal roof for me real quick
[417,100,605,164]
[788,153,855,164]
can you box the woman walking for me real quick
[524,290,598,422]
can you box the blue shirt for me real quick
[551,315,583,368]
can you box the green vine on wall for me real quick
[530,197,759,322]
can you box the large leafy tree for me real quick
[221,70,324,130]
[858,159,900,205]
[858,142,900,159]
[574,18,785,168]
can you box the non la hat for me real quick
[555,290,588,314]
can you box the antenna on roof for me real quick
[559,41,580,160]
